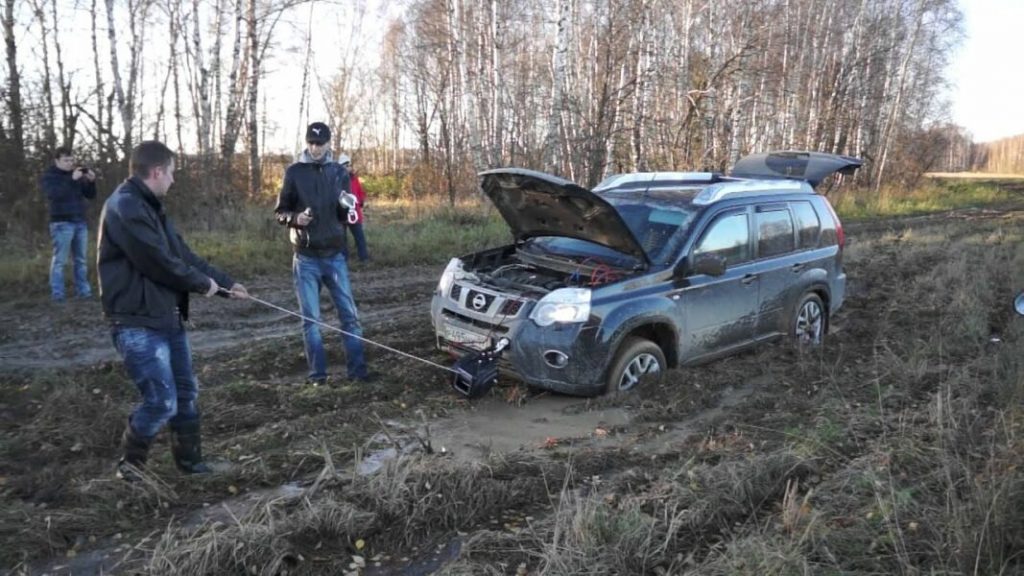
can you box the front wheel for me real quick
[605,337,666,394]
[792,292,827,347]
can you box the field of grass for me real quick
[1,177,1022,575]
[0,197,511,294]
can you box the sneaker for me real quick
[306,377,329,387]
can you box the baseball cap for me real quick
[306,122,331,144]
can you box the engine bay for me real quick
[461,245,628,297]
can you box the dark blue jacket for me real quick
[40,165,97,222]
[273,152,352,257]
[97,177,234,330]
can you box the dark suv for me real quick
[431,151,860,396]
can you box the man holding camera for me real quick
[273,122,374,385]
[40,146,97,301]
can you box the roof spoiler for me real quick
[730,151,863,187]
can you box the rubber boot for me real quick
[116,423,151,482]
[170,419,213,474]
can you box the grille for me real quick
[464,290,495,313]
[449,283,463,301]
[440,309,510,333]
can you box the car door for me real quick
[751,203,801,339]
[677,209,758,360]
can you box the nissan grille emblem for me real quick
[471,294,487,310]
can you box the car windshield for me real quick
[523,199,698,266]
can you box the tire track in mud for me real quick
[0,265,441,374]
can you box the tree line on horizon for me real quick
[4,0,1020,241]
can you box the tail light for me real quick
[823,199,845,250]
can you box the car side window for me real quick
[694,212,751,265]
[756,209,795,258]
[791,201,821,249]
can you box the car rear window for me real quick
[756,209,795,258]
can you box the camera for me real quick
[77,166,90,173]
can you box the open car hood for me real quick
[730,151,862,187]
[479,168,650,264]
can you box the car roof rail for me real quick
[593,171,724,192]
[691,179,811,205]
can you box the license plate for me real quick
[443,324,491,350]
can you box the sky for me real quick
[949,0,1024,142]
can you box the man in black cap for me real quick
[273,122,372,385]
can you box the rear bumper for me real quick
[831,271,846,315]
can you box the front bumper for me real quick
[431,289,610,396]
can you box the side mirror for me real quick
[1015,291,1024,316]
[692,254,727,277]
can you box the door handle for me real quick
[790,263,805,273]
[741,274,758,285]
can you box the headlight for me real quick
[530,288,591,326]
[437,257,463,296]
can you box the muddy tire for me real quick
[605,337,665,394]
[792,292,827,348]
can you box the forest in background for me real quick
[2,0,1022,243]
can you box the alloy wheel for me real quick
[795,299,824,345]
[618,353,661,391]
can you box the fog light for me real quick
[543,350,569,369]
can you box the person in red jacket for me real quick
[338,154,370,262]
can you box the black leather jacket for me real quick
[97,177,234,329]
[273,153,352,257]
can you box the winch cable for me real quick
[221,288,460,376]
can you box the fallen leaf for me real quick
[228,485,239,495]
[355,539,365,550]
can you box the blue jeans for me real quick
[293,252,368,380]
[112,324,199,440]
[347,223,370,262]
[49,221,91,300]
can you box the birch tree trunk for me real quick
[874,0,926,191]
[246,0,260,196]
[220,0,245,167]
[49,0,76,147]
[193,0,211,156]
[544,0,570,174]
[106,0,150,156]
[2,0,25,162]
[31,0,56,150]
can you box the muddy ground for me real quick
[2,186,1023,575]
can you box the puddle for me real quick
[432,395,630,460]
[356,394,631,474]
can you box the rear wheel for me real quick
[605,337,665,394]
[792,293,826,347]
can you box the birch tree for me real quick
[2,0,24,164]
